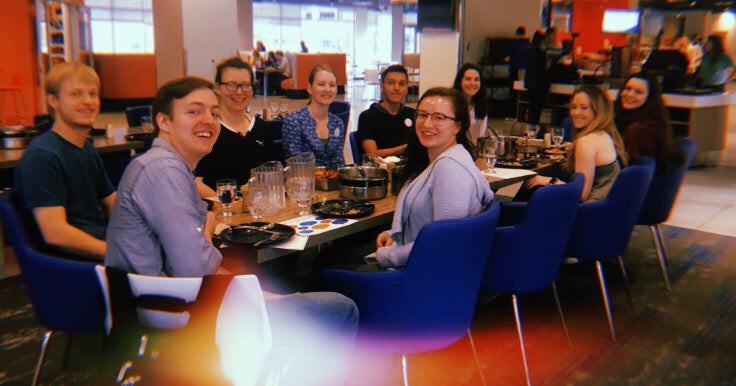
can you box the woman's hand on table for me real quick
[524,175,554,189]
[376,231,394,248]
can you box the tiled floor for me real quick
[2,82,735,278]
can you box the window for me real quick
[87,0,154,53]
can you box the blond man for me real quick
[14,62,114,260]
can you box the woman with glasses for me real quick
[453,63,488,142]
[282,64,345,168]
[194,56,273,196]
[371,87,494,269]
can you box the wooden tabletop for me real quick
[215,190,396,263]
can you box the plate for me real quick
[311,199,375,218]
[496,158,537,169]
[218,222,295,247]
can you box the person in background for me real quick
[371,87,494,269]
[357,64,415,157]
[673,35,703,75]
[453,63,488,142]
[614,72,683,176]
[195,56,273,196]
[521,85,628,202]
[300,40,309,53]
[524,30,550,126]
[13,62,114,261]
[509,25,530,82]
[282,64,345,168]
[105,76,358,385]
[697,35,734,92]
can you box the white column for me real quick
[419,31,460,96]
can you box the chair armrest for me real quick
[498,202,528,226]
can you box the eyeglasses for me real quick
[415,111,457,124]
[220,82,252,92]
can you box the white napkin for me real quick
[483,168,537,179]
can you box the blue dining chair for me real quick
[481,173,584,386]
[315,202,501,386]
[329,100,351,131]
[349,131,363,164]
[124,105,152,128]
[0,192,104,386]
[564,157,656,341]
[636,137,696,291]
[266,120,284,164]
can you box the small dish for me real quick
[311,199,375,218]
[218,222,295,247]
[496,158,538,169]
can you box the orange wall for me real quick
[571,0,629,53]
[0,0,40,125]
[94,54,157,99]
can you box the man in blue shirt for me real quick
[14,62,115,260]
[106,76,358,384]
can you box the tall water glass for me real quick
[216,179,237,217]
[245,178,268,220]
[478,137,498,173]
[551,127,565,146]
[285,152,316,215]
[525,124,541,140]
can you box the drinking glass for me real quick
[551,127,565,146]
[270,102,280,118]
[525,124,541,140]
[245,178,268,220]
[216,179,237,217]
[285,152,316,215]
[479,137,498,173]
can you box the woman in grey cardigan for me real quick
[374,87,494,269]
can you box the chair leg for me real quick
[33,330,53,386]
[595,261,617,342]
[401,354,409,386]
[617,256,635,307]
[550,282,572,348]
[650,225,671,291]
[466,329,487,386]
[511,294,532,386]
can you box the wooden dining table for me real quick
[214,158,562,263]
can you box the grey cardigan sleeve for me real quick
[375,157,480,269]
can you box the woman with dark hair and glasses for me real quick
[371,87,494,269]
[194,56,273,197]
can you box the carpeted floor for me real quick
[1,225,735,385]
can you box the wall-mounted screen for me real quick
[417,0,457,32]
[602,9,641,34]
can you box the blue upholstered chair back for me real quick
[349,131,362,164]
[124,105,152,128]
[0,192,104,333]
[329,100,351,130]
[564,157,656,260]
[317,202,500,354]
[483,173,584,293]
[637,137,696,226]
[266,120,285,164]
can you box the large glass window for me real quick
[87,0,153,53]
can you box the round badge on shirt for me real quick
[404,118,413,127]
[333,128,340,137]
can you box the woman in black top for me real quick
[195,56,273,196]
[524,30,549,126]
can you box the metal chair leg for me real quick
[651,225,671,291]
[617,256,635,307]
[511,294,532,386]
[33,330,53,386]
[401,354,409,386]
[595,261,617,341]
[550,282,572,348]
[467,329,487,386]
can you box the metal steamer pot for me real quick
[1,125,28,149]
[338,165,387,200]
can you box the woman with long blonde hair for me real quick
[522,85,627,202]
